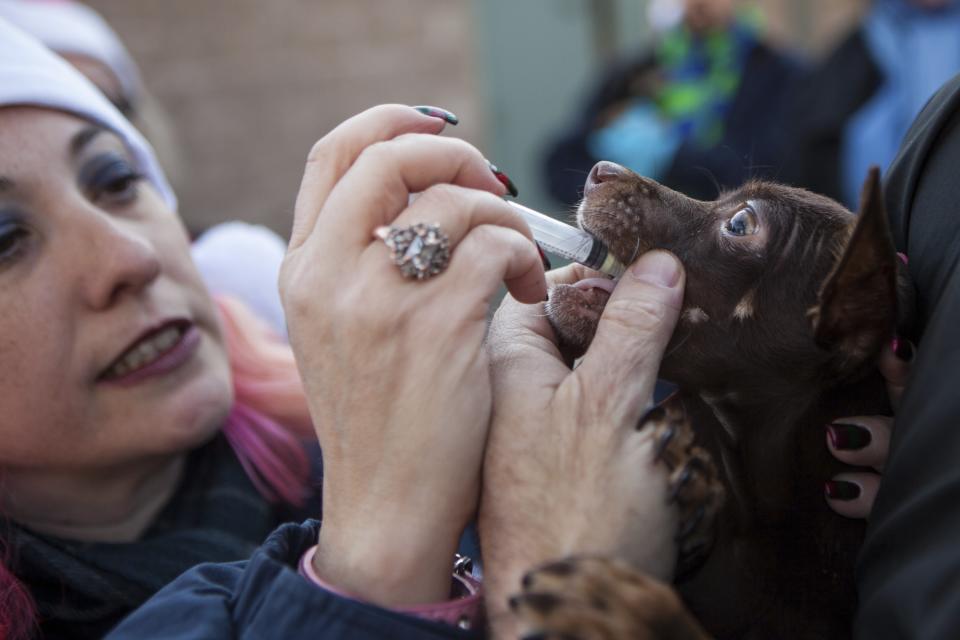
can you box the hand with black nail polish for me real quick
[824,337,912,519]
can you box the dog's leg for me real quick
[645,395,725,580]
[505,398,722,639]
[508,556,712,640]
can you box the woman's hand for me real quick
[279,105,546,607]
[826,338,913,519]
[480,254,685,632]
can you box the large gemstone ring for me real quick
[374,222,451,280]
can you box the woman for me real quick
[0,17,323,639]
[0,18,692,639]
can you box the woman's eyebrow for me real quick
[0,176,12,192]
[69,125,105,158]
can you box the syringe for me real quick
[509,202,626,278]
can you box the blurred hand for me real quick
[279,105,546,606]
[480,253,685,634]
[826,338,913,519]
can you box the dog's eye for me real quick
[724,206,758,237]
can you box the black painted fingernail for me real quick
[507,595,520,611]
[412,105,459,125]
[536,243,552,270]
[521,572,534,589]
[827,423,871,451]
[892,336,914,362]
[520,634,549,640]
[488,161,519,197]
[824,480,861,501]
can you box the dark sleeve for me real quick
[542,51,657,207]
[779,29,883,200]
[106,521,481,640]
[854,73,960,639]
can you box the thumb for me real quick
[575,250,685,427]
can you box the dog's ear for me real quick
[810,167,897,373]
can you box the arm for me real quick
[107,522,479,640]
[115,104,543,637]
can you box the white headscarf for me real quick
[0,16,175,209]
[0,0,141,104]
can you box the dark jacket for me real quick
[7,435,320,639]
[544,41,802,204]
[107,520,481,639]
[855,72,960,638]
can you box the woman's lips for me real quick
[99,323,201,387]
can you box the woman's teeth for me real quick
[106,326,183,378]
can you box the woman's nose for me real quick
[77,213,162,310]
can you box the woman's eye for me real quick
[724,206,758,236]
[81,154,143,204]
[0,222,29,264]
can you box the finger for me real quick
[387,184,534,249]
[313,134,508,261]
[825,472,881,519]
[826,416,891,471]
[878,337,914,410]
[290,104,451,251]
[444,224,547,305]
[575,251,685,428]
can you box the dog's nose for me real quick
[585,161,628,194]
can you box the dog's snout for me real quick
[585,161,629,194]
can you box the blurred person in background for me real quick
[0,0,291,337]
[783,0,960,209]
[543,0,801,207]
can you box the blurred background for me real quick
[81,0,868,236]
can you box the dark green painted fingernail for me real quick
[412,105,459,125]
[824,480,861,501]
[488,161,519,197]
[827,423,871,450]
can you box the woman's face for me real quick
[0,107,232,472]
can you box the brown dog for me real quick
[512,162,910,639]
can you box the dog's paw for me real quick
[640,395,725,581]
[508,556,711,640]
